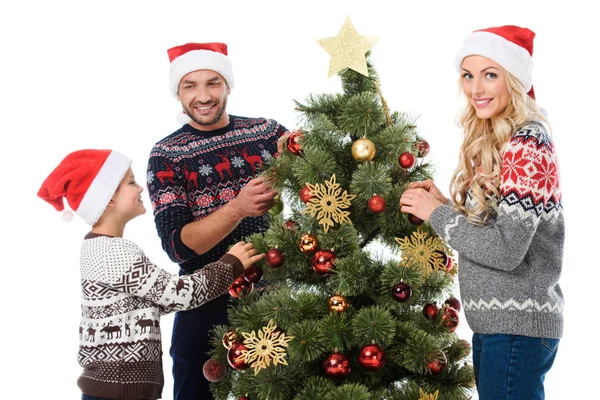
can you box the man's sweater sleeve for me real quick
[147,151,198,263]
[429,127,559,271]
[103,239,244,313]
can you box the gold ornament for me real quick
[317,17,379,77]
[329,295,349,312]
[222,329,239,349]
[303,174,356,233]
[418,388,439,400]
[299,233,319,254]
[395,227,452,278]
[351,138,376,162]
[240,320,294,375]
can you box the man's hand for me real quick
[230,177,278,218]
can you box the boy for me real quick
[38,149,263,400]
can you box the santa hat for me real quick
[37,149,132,225]
[455,25,536,99]
[168,42,234,97]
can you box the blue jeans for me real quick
[170,293,229,400]
[472,333,559,400]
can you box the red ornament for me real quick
[446,255,454,271]
[284,219,300,230]
[239,397,250,400]
[358,344,386,371]
[416,139,430,158]
[299,185,314,203]
[444,297,461,312]
[428,351,447,374]
[398,152,416,169]
[457,339,472,361]
[227,342,250,370]
[392,282,412,302]
[423,303,439,321]
[368,195,386,214]
[203,358,227,382]
[265,248,285,268]
[287,131,303,155]
[441,306,460,332]
[323,352,351,380]
[228,276,253,298]
[243,264,263,284]
[407,213,424,225]
[312,249,336,276]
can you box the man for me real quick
[147,42,288,399]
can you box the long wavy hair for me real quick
[450,71,549,225]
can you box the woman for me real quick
[400,25,563,399]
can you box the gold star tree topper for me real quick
[318,17,379,77]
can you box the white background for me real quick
[1,1,597,398]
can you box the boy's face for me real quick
[110,168,146,222]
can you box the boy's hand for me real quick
[228,241,265,269]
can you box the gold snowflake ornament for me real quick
[419,388,439,400]
[303,174,356,233]
[240,320,294,375]
[395,227,449,277]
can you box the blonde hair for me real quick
[450,71,549,225]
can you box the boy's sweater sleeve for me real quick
[103,239,244,313]
[429,128,560,271]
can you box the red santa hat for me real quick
[168,42,234,97]
[37,149,132,225]
[455,25,536,99]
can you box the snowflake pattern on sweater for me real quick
[77,233,243,399]
[147,115,286,273]
[430,121,564,339]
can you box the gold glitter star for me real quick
[303,174,356,233]
[419,388,439,400]
[240,320,294,375]
[395,227,449,278]
[318,17,379,77]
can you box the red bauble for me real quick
[358,344,386,371]
[265,248,285,268]
[428,351,447,374]
[312,250,336,276]
[202,358,227,382]
[398,152,416,169]
[457,339,472,361]
[407,213,424,225]
[228,276,253,298]
[243,264,263,284]
[446,255,454,271]
[423,303,439,320]
[416,139,430,158]
[239,397,250,400]
[368,195,386,214]
[444,297,461,312]
[299,185,314,203]
[227,342,250,370]
[323,352,351,380]
[284,219,300,230]
[442,306,460,332]
[287,131,303,155]
[392,282,412,302]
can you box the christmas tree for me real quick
[204,18,475,400]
